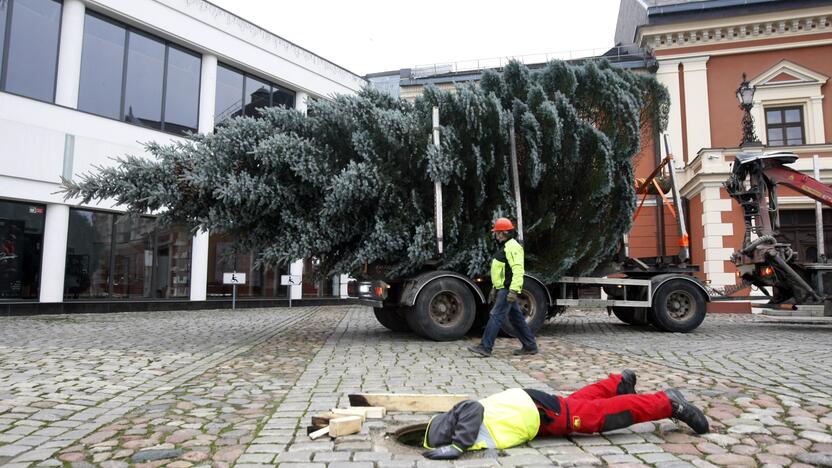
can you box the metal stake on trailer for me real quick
[509,124,524,241]
[432,106,444,254]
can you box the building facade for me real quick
[0,0,365,307]
[619,0,832,307]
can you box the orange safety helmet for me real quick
[491,217,515,232]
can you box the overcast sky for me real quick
[209,0,623,76]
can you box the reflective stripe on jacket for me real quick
[490,238,525,292]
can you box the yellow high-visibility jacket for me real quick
[491,238,524,293]
[424,388,540,451]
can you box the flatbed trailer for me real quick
[356,125,710,341]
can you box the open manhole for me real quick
[392,423,428,447]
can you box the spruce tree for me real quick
[63,59,668,283]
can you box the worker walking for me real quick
[422,370,710,460]
[469,217,538,358]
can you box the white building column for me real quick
[189,53,218,301]
[681,56,711,163]
[39,204,70,302]
[699,185,735,288]
[287,91,310,300]
[655,59,684,163]
[54,0,85,108]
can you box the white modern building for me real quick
[0,0,365,310]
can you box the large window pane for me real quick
[206,233,287,298]
[271,84,295,109]
[0,0,7,81]
[112,216,155,298]
[767,128,783,146]
[163,47,200,134]
[78,14,125,119]
[123,31,164,129]
[244,75,270,117]
[766,110,781,125]
[154,224,191,298]
[3,0,61,101]
[65,209,113,299]
[0,200,45,300]
[215,65,243,126]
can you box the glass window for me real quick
[206,233,287,298]
[163,46,200,134]
[65,209,113,299]
[785,108,801,123]
[123,31,165,130]
[215,64,243,125]
[765,106,804,146]
[0,200,45,300]
[112,215,155,298]
[2,0,62,102]
[244,76,270,117]
[0,0,7,80]
[271,84,295,109]
[154,224,191,298]
[77,14,125,119]
[64,209,191,300]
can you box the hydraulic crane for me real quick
[724,151,832,309]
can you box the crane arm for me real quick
[763,165,832,207]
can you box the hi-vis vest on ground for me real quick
[424,388,540,451]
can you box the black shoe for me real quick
[468,344,491,357]
[665,388,709,434]
[617,369,637,395]
[512,346,539,356]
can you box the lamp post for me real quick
[736,73,762,147]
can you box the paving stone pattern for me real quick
[0,306,831,468]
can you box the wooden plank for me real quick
[348,393,469,412]
[331,407,385,419]
[329,415,362,437]
[310,412,337,428]
[308,426,330,440]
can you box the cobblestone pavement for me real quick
[0,306,831,468]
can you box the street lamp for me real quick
[736,73,762,147]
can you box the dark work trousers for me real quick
[536,374,673,436]
[480,289,537,353]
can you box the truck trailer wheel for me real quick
[373,307,411,332]
[408,278,476,341]
[501,281,548,337]
[611,307,650,326]
[651,280,707,332]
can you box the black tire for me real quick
[373,307,411,332]
[611,307,650,326]
[407,278,477,341]
[651,280,707,332]
[501,280,549,337]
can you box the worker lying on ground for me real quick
[422,370,709,460]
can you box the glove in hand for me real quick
[488,288,497,303]
[507,290,519,303]
[422,444,463,460]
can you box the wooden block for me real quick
[308,426,329,440]
[348,393,469,412]
[331,406,386,419]
[311,412,337,428]
[329,415,362,437]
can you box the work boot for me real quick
[617,369,637,395]
[665,389,709,434]
[467,344,491,357]
[512,346,539,356]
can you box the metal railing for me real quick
[410,44,644,78]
